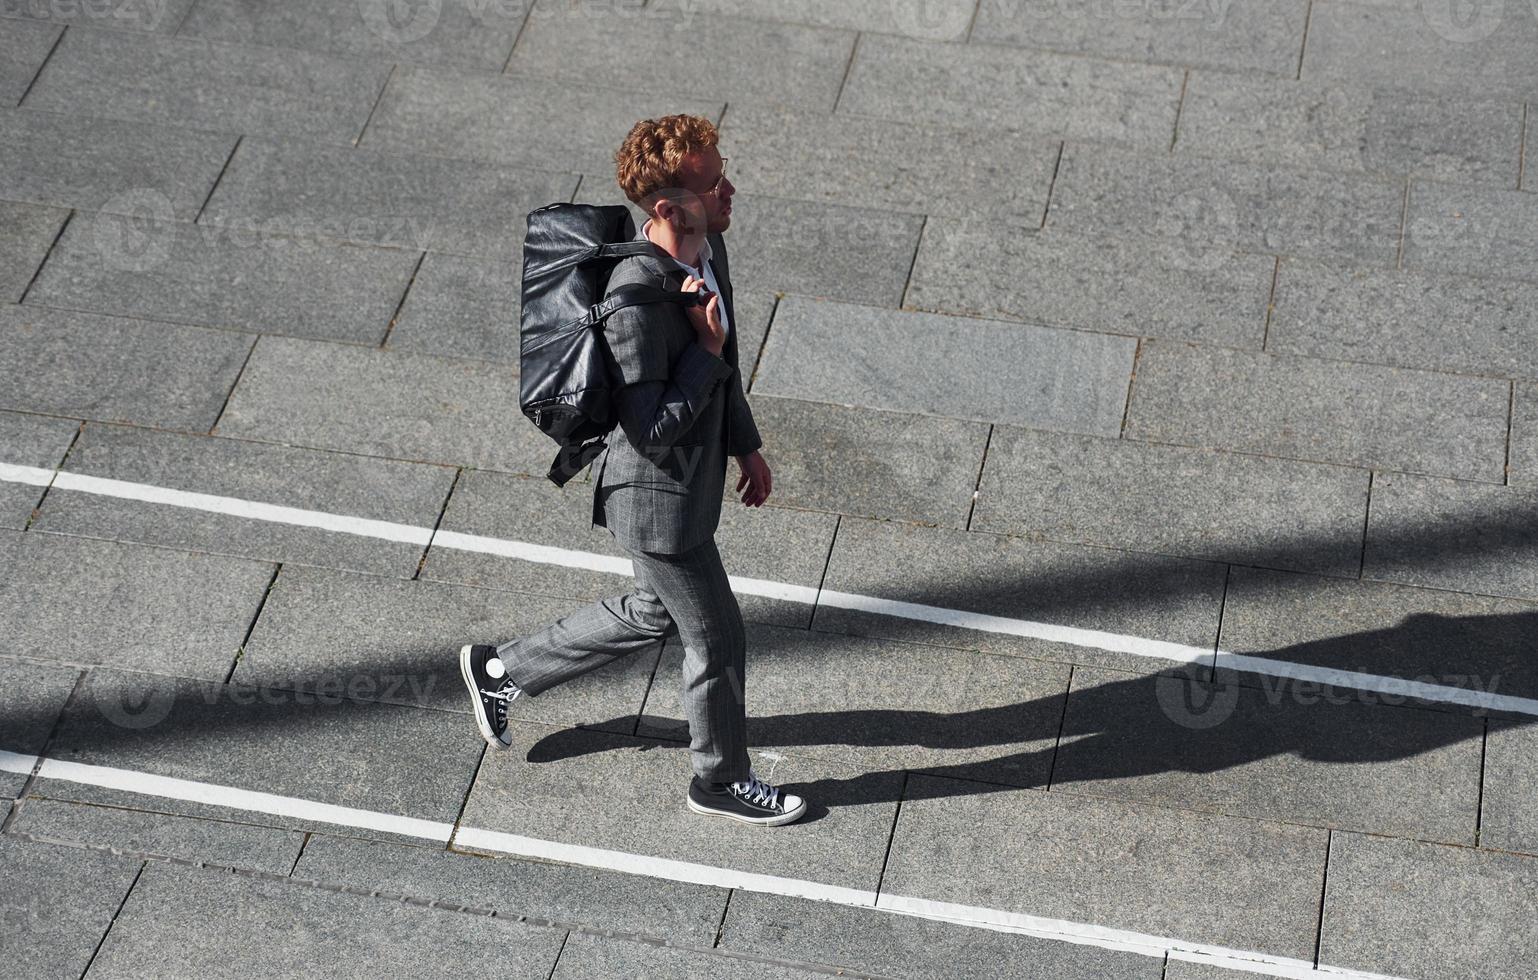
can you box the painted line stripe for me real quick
[817,588,1215,664]
[0,462,56,488]
[29,756,453,843]
[7,463,1535,718]
[51,471,435,547]
[453,826,877,906]
[11,751,1406,980]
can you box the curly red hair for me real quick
[614,114,720,214]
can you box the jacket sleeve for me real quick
[723,368,763,456]
[604,304,733,455]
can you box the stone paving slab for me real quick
[1219,564,1538,709]
[1269,258,1538,379]
[1318,831,1538,979]
[37,666,483,843]
[0,305,253,431]
[1175,71,1523,186]
[0,409,77,529]
[1511,382,1537,487]
[1363,472,1538,602]
[0,835,142,980]
[1482,718,1538,855]
[665,0,978,41]
[705,193,924,308]
[298,833,727,943]
[33,423,455,579]
[838,33,1183,148]
[0,655,79,799]
[420,468,837,629]
[0,106,234,219]
[26,211,418,344]
[0,18,57,106]
[0,199,66,302]
[881,773,1329,960]
[7,796,307,874]
[1303,0,1538,102]
[510,1,854,111]
[740,397,990,528]
[23,27,391,143]
[237,563,659,733]
[1050,664,1483,844]
[459,719,902,893]
[638,621,1070,789]
[216,335,545,474]
[973,426,1371,577]
[1124,339,1511,481]
[813,515,1226,678]
[550,931,843,980]
[361,65,722,175]
[1403,178,1538,281]
[386,250,523,363]
[1049,143,1406,265]
[201,137,576,257]
[88,861,566,979]
[755,296,1135,436]
[3,0,192,32]
[721,104,1058,222]
[1,530,271,678]
[971,0,1310,76]
[905,220,1273,348]
[573,178,924,308]
[719,889,1161,980]
[178,0,526,71]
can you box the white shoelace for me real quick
[481,682,521,704]
[732,773,779,809]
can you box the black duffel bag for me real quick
[519,203,704,487]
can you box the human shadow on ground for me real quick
[526,607,1536,823]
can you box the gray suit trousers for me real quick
[493,535,751,785]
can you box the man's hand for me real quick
[735,450,771,507]
[681,274,726,356]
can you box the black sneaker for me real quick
[459,644,521,749]
[687,770,807,826]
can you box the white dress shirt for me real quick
[640,217,730,338]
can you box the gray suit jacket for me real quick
[589,224,762,554]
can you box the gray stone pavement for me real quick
[2,1,1537,977]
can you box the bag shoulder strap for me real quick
[587,283,703,328]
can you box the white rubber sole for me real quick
[459,644,511,750]
[686,793,807,827]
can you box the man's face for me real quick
[655,146,735,240]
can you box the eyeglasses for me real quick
[703,157,729,196]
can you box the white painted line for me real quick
[7,462,1535,718]
[0,749,41,777]
[50,471,435,547]
[0,462,56,488]
[32,757,454,843]
[454,826,877,906]
[818,588,1215,664]
[14,750,1406,980]
[1214,652,1538,717]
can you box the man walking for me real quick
[458,115,807,827]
